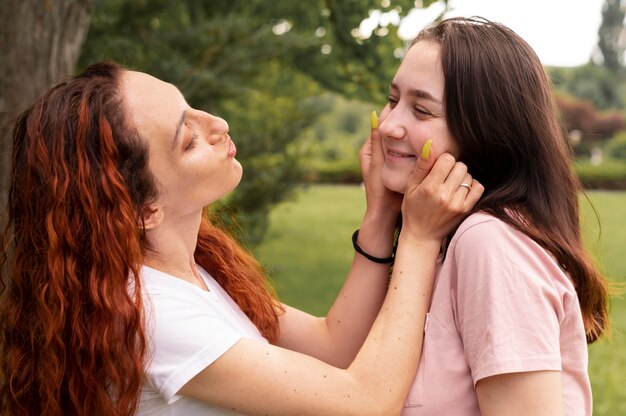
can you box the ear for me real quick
[142,205,164,230]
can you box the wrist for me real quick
[397,231,442,255]
[352,229,395,264]
[356,213,400,260]
[362,208,399,231]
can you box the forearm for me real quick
[347,233,439,409]
[276,209,399,367]
[322,210,398,365]
[188,234,440,416]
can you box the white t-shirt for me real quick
[137,265,268,415]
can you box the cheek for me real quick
[379,104,391,122]
[447,137,461,158]
[433,135,460,158]
[147,158,173,190]
[406,130,431,156]
[408,125,458,157]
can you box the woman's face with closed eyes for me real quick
[378,40,460,194]
[121,71,242,219]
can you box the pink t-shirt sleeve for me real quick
[451,217,568,384]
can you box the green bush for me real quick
[605,133,626,159]
[304,157,626,189]
[575,159,626,189]
[306,159,362,184]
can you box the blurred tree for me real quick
[550,65,624,110]
[297,93,373,184]
[597,0,626,73]
[550,0,626,112]
[79,0,446,245]
[556,93,626,156]
[0,0,92,210]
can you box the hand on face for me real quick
[400,151,484,244]
[359,110,403,217]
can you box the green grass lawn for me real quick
[255,185,626,415]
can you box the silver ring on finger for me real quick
[459,182,472,190]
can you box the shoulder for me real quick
[454,212,517,237]
[446,212,568,287]
[449,212,524,255]
[139,266,236,320]
[139,266,225,324]
[445,213,522,286]
[446,212,576,301]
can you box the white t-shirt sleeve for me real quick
[142,280,243,403]
[451,216,567,384]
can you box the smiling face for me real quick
[379,40,460,194]
[121,71,242,219]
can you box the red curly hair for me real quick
[0,61,281,415]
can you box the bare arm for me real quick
[179,155,484,415]
[476,371,563,416]
[276,112,446,367]
[180,236,439,416]
[274,209,397,368]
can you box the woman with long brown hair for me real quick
[0,61,482,415]
[377,17,609,415]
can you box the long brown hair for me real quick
[0,61,280,415]
[412,17,608,342]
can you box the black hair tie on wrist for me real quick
[352,229,395,264]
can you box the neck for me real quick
[143,209,202,282]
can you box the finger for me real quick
[462,179,485,211]
[451,173,473,205]
[369,111,386,166]
[434,161,467,203]
[442,161,469,189]
[458,173,473,193]
[405,139,440,193]
[417,152,456,192]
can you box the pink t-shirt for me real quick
[402,213,591,415]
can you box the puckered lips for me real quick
[227,136,237,158]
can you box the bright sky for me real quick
[364,0,606,67]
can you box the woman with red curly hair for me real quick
[0,61,482,415]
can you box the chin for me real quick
[233,161,243,184]
[226,164,244,195]
[381,170,408,194]
[207,183,240,206]
[208,164,243,204]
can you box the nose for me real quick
[198,111,230,144]
[207,113,229,135]
[378,107,405,141]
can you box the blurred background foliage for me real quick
[79,0,435,244]
[76,0,626,246]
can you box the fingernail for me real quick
[421,139,433,160]
[370,110,379,129]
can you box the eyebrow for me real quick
[390,81,442,105]
[172,109,187,150]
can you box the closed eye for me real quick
[414,106,432,117]
[185,133,198,151]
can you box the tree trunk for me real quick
[0,0,92,210]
